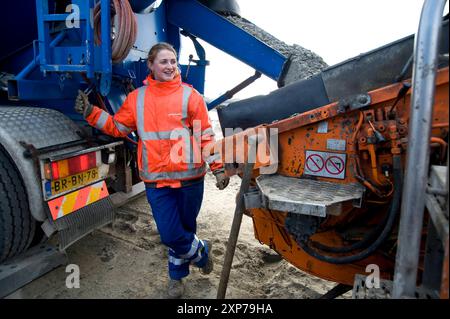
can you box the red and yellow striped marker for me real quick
[47,180,109,220]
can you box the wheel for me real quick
[0,145,35,262]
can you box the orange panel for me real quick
[48,180,109,220]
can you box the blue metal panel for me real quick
[8,79,80,101]
[167,22,182,56]
[179,64,205,93]
[166,0,286,81]
[34,0,113,96]
[165,0,181,56]
[43,65,90,72]
[36,0,93,75]
[114,60,149,89]
[15,56,39,81]
[85,0,96,79]
[42,14,73,21]
[36,0,50,67]
[100,0,112,95]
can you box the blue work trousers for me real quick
[145,180,209,280]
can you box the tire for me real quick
[0,145,35,263]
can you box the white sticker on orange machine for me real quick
[304,150,346,179]
[47,180,109,220]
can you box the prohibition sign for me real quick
[325,156,345,175]
[306,154,324,172]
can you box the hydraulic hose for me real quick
[81,73,138,145]
[310,204,391,254]
[430,137,448,162]
[94,0,137,64]
[298,154,402,264]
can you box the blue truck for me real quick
[0,0,292,264]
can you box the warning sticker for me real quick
[305,154,324,172]
[304,150,346,179]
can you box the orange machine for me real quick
[252,68,447,285]
[215,67,448,298]
[214,3,449,298]
[215,68,449,292]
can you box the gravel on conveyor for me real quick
[225,15,329,86]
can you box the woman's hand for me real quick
[213,169,230,190]
[74,90,93,118]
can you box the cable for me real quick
[395,54,413,83]
[430,137,447,162]
[81,73,138,145]
[94,0,137,64]
[309,203,390,254]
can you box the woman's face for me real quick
[148,49,177,82]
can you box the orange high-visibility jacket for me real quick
[86,74,222,188]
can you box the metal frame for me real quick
[7,0,113,101]
[7,0,288,106]
[35,0,112,92]
[392,0,448,298]
[166,0,287,82]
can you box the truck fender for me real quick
[0,107,83,222]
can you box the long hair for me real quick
[147,42,178,63]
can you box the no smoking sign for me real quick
[304,150,346,179]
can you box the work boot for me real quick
[200,240,214,275]
[167,279,184,299]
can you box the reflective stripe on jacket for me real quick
[86,74,222,187]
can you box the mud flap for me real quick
[51,197,115,251]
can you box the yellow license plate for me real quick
[50,168,99,196]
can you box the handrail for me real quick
[392,0,448,299]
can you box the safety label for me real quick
[317,121,328,133]
[304,150,346,179]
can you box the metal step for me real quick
[249,174,365,217]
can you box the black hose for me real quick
[395,54,413,83]
[298,155,402,264]
[309,205,390,253]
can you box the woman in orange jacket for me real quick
[75,42,229,298]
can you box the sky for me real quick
[179,0,449,101]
